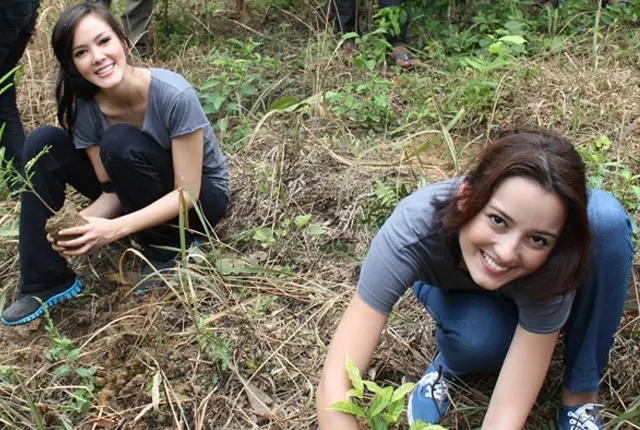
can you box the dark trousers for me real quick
[331,0,407,46]
[0,0,39,175]
[19,125,228,293]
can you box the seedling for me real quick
[328,355,447,430]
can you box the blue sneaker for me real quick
[407,353,455,425]
[1,279,83,326]
[557,403,603,430]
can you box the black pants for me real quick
[331,0,407,46]
[0,0,39,176]
[19,125,228,293]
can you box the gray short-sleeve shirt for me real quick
[72,68,228,193]
[356,178,574,334]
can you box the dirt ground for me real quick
[0,0,638,429]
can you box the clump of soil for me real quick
[45,206,87,245]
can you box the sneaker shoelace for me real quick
[567,404,602,430]
[418,365,449,402]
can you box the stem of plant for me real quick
[592,0,603,70]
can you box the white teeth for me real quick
[483,252,508,273]
[96,63,114,75]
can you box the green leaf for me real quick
[488,42,508,56]
[409,422,448,430]
[268,96,299,111]
[252,227,275,244]
[66,349,80,362]
[378,386,394,403]
[370,414,389,430]
[345,355,364,397]
[366,394,389,419]
[363,380,382,394]
[390,382,416,403]
[53,364,71,377]
[499,35,526,45]
[307,225,326,236]
[385,399,405,422]
[75,367,96,378]
[327,401,365,418]
[293,214,312,228]
[346,388,363,400]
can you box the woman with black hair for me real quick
[2,2,228,326]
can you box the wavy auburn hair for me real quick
[440,129,590,299]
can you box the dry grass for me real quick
[0,0,638,429]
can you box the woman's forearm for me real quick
[80,192,122,219]
[111,189,191,241]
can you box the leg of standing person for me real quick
[1,126,102,326]
[379,0,414,68]
[331,0,358,54]
[121,0,154,57]
[0,0,40,185]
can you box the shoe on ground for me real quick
[557,403,603,430]
[407,352,455,425]
[1,279,82,326]
[135,258,178,295]
[135,239,201,294]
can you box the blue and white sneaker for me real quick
[558,403,603,430]
[407,353,455,425]
[1,279,83,326]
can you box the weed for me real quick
[359,178,410,231]
[42,306,97,419]
[252,213,326,248]
[325,74,396,130]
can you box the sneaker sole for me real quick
[1,279,83,326]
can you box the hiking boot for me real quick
[558,403,603,430]
[1,279,82,326]
[407,352,456,425]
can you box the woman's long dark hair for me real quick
[438,129,590,299]
[51,2,129,132]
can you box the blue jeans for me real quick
[0,0,39,175]
[413,189,634,393]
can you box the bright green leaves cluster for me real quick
[328,355,447,430]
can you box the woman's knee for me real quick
[23,126,70,162]
[587,190,633,257]
[100,123,141,160]
[436,317,514,374]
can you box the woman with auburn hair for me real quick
[1,2,228,326]
[317,130,633,430]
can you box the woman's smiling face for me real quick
[71,13,127,89]
[458,176,567,291]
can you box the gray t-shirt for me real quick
[357,178,574,334]
[73,68,228,193]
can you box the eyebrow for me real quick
[72,32,107,51]
[487,204,559,238]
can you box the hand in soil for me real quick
[54,216,121,256]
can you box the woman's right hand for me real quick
[316,293,388,429]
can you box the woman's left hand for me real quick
[56,216,121,256]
